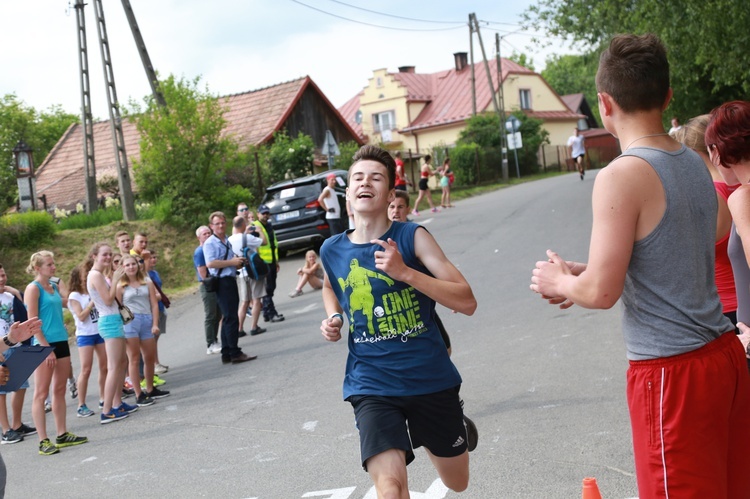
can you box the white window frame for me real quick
[373,110,396,133]
[519,89,532,110]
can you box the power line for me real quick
[324,0,464,24]
[289,0,466,32]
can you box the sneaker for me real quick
[269,314,285,323]
[154,363,169,375]
[431,207,439,213]
[146,387,170,399]
[122,386,135,397]
[55,431,88,448]
[44,400,52,413]
[238,330,248,338]
[136,393,155,407]
[289,289,303,298]
[38,438,59,455]
[463,415,478,452]
[123,378,135,395]
[116,401,139,414]
[207,342,221,355]
[411,209,419,216]
[153,375,166,386]
[100,408,128,424]
[250,326,267,336]
[15,423,36,436]
[1,429,23,444]
[76,405,95,418]
[98,400,104,409]
[67,376,78,399]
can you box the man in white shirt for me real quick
[228,216,267,336]
[318,173,346,235]
[567,128,587,180]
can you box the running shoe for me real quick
[116,401,139,414]
[154,363,169,375]
[100,408,129,424]
[146,387,170,399]
[39,438,59,455]
[153,375,166,386]
[15,423,36,436]
[289,289,303,298]
[44,400,52,413]
[411,209,419,216]
[55,432,88,448]
[1,429,23,444]
[76,405,95,418]
[136,393,155,407]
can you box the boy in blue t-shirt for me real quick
[320,145,477,496]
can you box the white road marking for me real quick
[303,421,318,432]
[294,303,320,314]
[302,487,356,498]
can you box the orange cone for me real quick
[582,477,602,499]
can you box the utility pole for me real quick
[469,13,507,181]
[121,0,167,108]
[496,32,509,181]
[93,0,136,220]
[468,14,476,116]
[74,0,98,213]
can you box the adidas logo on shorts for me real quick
[452,435,465,448]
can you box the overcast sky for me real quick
[0,0,573,120]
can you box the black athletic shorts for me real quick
[50,340,71,359]
[348,386,466,471]
[418,178,429,191]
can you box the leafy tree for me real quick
[128,75,249,226]
[335,141,361,170]
[522,0,750,119]
[0,95,78,213]
[541,52,601,124]
[457,114,503,148]
[265,130,315,183]
[508,51,536,71]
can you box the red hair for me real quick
[705,101,750,166]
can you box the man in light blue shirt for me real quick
[203,211,257,364]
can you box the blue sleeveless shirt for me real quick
[320,222,461,399]
[31,281,68,344]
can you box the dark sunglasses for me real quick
[238,207,249,212]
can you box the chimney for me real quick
[454,52,468,71]
[398,66,415,74]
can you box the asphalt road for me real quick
[3,170,639,498]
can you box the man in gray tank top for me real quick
[530,34,750,497]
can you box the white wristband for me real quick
[328,313,344,324]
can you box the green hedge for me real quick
[0,211,56,250]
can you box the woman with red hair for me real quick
[706,100,750,368]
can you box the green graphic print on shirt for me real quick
[337,258,426,340]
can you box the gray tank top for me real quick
[727,225,750,324]
[620,146,733,360]
[122,282,152,315]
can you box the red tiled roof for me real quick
[36,76,355,210]
[525,110,586,121]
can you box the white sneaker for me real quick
[154,363,169,375]
[207,342,222,355]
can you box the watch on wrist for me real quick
[3,335,17,347]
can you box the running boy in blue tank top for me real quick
[320,145,477,496]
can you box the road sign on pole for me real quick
[321,130,340,170]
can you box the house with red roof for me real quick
[338,52,584,156]
[35,76,362,210]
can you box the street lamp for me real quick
[13,140,37,211]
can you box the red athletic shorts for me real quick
[626,332,750,498]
